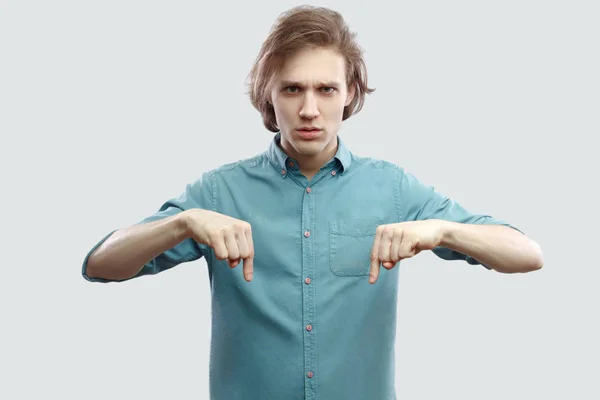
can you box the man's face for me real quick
[269,47,355,165]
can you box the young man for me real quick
[82,5,543,400]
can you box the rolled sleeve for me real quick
[395,167,522,267]
[81,172,214,283]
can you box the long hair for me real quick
[246,5,376,132]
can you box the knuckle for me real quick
[235,221,249,230]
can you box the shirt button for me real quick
[307,371,314,378]
[305,277,311,284]
[331,170,336,176]
[306,324,313,332]
[304,230,310,238]
[306,187,311,193]
[288,161,294,168]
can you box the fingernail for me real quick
[248,273,253,281]
[369,275,375,283]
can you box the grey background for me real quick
[1,0,598,398]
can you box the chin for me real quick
[292,141,324,155]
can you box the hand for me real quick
[183,209,255,282]
[369,220,447,283]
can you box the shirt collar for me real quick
[266,131,352,174]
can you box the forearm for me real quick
[439,221,544,273]
[85,212,190,281]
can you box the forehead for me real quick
[276,47,346,84]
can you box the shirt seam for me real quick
[394,166,403,222]
[210,171,217,212]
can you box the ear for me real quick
[345,83,356,107]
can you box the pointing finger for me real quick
[243,256,254,282]
[243,224,255,282]
[369,227,383,284]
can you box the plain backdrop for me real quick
[1,0,598,399]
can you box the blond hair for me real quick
[246,5,376,132]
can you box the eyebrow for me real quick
[279,80,341,88]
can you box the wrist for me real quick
[438,220,458,248]
[175,210,195,240]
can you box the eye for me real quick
[285,86,300,93]
[321,87,335,94]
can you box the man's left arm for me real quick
[438,220,543,273]
[393,167,543,274]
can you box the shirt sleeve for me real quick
[81,172,214,283]
[395,167,523,268]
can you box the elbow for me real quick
[519,241,544,273]
[528,258,544,272]
[84,249,115,281]
[493,242,544,274]
[84,251,101,279]
[528,241,544,271]
[532,252,544,271]
[521,259,543,273]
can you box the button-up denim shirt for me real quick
[82,132,518,399]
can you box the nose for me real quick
[299,92,320,119]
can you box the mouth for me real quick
[296,128,322,139]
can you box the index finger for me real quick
[369,227,383,284]
[243,225,255,282]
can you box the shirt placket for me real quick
[302,177,317,399]
[299,165,339,400]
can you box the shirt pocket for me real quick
[329,217,383,277]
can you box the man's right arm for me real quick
[84,208,255,282]
[85,212,190,281]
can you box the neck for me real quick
[279,136,338,181]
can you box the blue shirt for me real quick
[82,132,518,399]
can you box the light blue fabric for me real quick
[82,132,519,399]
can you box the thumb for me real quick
[382,261,396,269]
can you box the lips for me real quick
[296,128,322,139]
